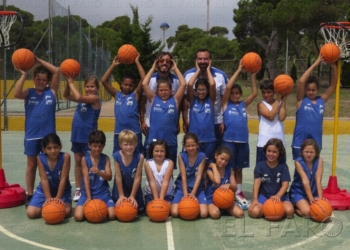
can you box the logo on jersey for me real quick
[45,95,51,99]
[261,174,270,182]
[99,170,105,181]
[80,104,87,112]
[126,97,133,106]
[132,168,137,179]
[28,100,39,105]
[276,173,281,183]
[116,99,122,106]
[46,99,53,105]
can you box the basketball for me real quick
[41,200,66,225]
[213,189,235,209]
[117,44,138,64]
[146,199,170,222]
[273,74,294,95]
[60,59,80,78]
[310,199,333,222]
[83,199,108,223]
[262,198,285,221]
[242,52,262,73]
[11,48,36,71]
[178,197,200,220]
[320,43,340,64]
[115,200,138,222]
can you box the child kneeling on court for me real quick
[74,130,115,221]
[206,146,244,219]
[27,133,72,219]
[112,130,145,213]
[248,138,294,218]
[289,139,324,217]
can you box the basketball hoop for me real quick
[315,22,350,62]
[0,10,23,48]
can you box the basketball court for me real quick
[0,132,349,250]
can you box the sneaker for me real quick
[25,195,33,208]
[235,192,250,210]
[73,188,81,202]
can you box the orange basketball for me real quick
[117,44,138,64]
[60,59,80,78]
[11,48,35,71]
[41,199,66,224]
[83,199,108,223]
[310,199,333,222]
[213,189,235,209]
[178,197,200,220]
[273,74,294,95]
[242,52,262,73]
[115,200,138,222]
[146,199,170,222]
[262,198,285,221]
[320,43,340,64]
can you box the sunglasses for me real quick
[159,59,171,63]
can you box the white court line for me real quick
[166,217,175,250]
[0,225,65,250]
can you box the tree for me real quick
[210,26,229,37]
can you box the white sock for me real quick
[237,184,242,194]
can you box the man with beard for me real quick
[183,49,228,149]
[139,52,181,159]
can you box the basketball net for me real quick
[0,12,17,48]
[319,22,350,62]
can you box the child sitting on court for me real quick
[74,130,115,221]
[112,130,145,213]
[27,133,71,219]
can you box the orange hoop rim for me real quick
[321,22,350,29]
[0,11,17,16]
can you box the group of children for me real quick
[14,49,336,221]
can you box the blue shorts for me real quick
[29,189,72,208]
[113,133,143,154]
[222,141,249,169]
[289,192,316,206]
[256,147,286,165]
[144,194,174,204]
[199,141,215,165]
[77,193,115,208]
[24,139,43,156]
[172,189,207,204]
[71,142,90,154]
[258,194,290,205]
[112,187,145,213]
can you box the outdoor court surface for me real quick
[1,132,350,250]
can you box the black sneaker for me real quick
[25,195,33,208]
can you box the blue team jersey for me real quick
[25,88,56,139]
[189,97,215,142]
[71,102,100,143]
[174,151,206,191]
[81,154,110,196]
[223,101,249,142]
[205,165,231,202]
[114,91,141,134]
[36,152,71,195]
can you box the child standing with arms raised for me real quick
[171,133,208,218]
[249,138,294,218]
[187,61,216,165]
[63,75,101,202]
[221,60,258,209]
[14,57,60,205]
[144,140,174,208]
[101,53,145,154]
[27,133,71,219]
[112,130,145,213]
[74,130,115,221]
[292,54,337,159]
[206,146,244,219]
[289,139,324,217]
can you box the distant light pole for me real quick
[160,22,170,49]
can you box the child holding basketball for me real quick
[63,75,101,202]
[256,80,287,165]
[248,138,294,218]
[144,140,174,208]
[291,54,337,159]
[289,139,324,217]
[187,61,216,165]
[171,133,208,218]
[221,60,258,210]
[206,146,244,219]
[112,130,145,213]
[26,133,72,219]
[13,56,60,206]
[101,53,145,154]
[142,59,186,167]
[74,130,115,221]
